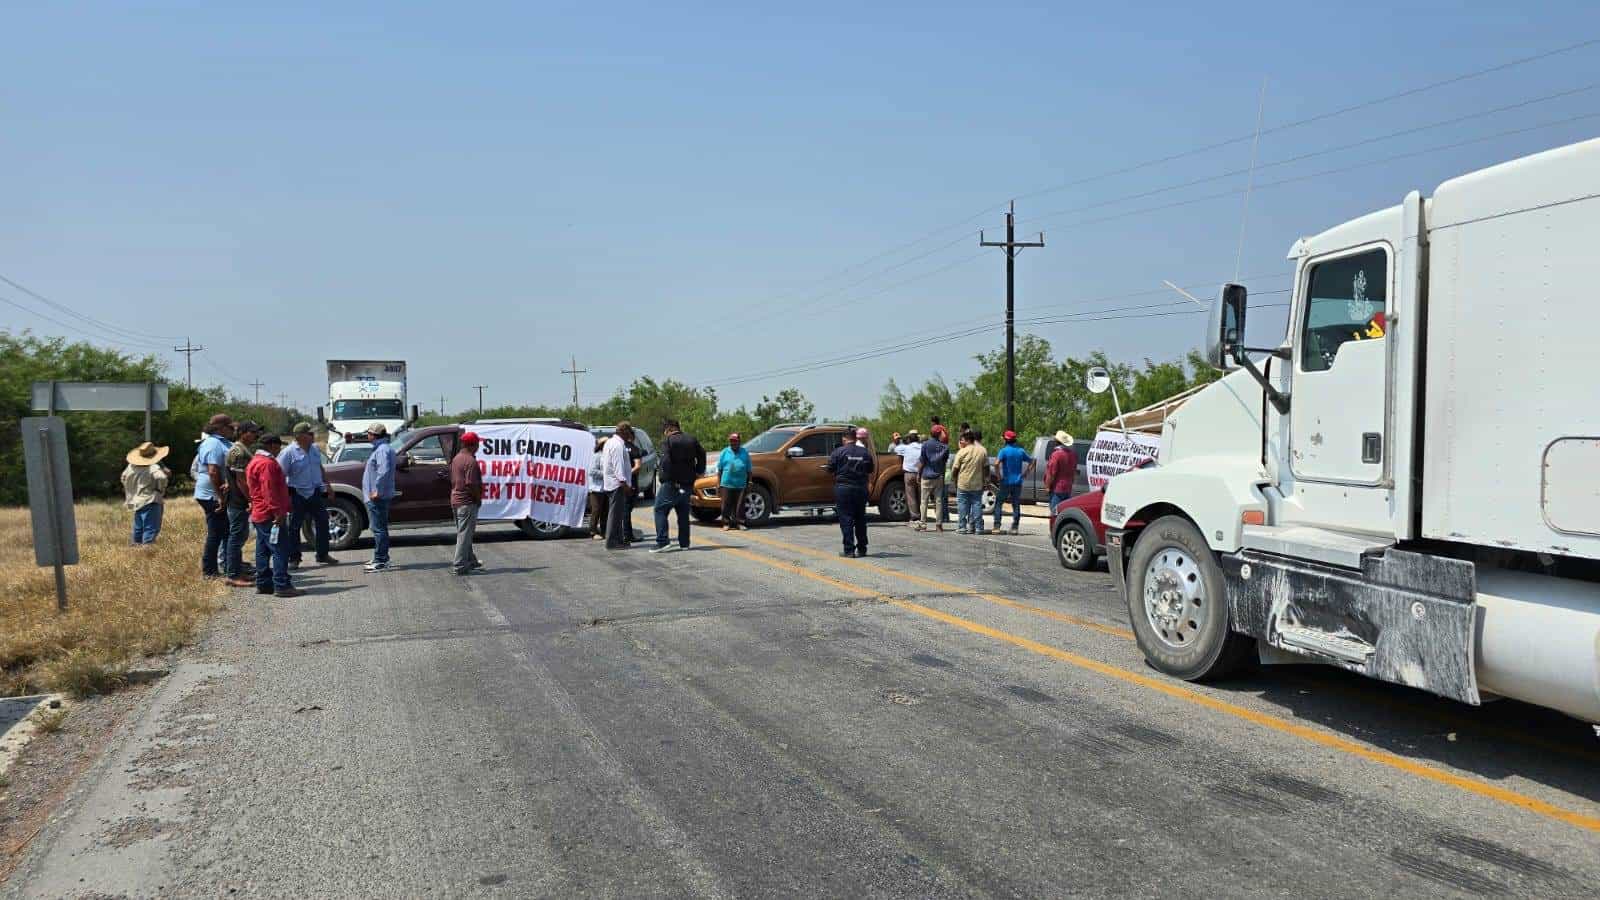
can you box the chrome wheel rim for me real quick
[742,491,767,521]
[532,519,563,535]
[1143,546,1206,648]
[1060,527,1086,565]
[981,489,996,512]
[886,486,907,517]
[328,506,353,544]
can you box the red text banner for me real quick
[475,424,593,527]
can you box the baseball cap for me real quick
[292,422,314,435]
[206,413,234,431]
[728,432,741,441]
[930,425,946,439]
[1003,429,1018,441]
[367,422,388,436]
[460,431,480,445]
[260,432,283,448]
[905,428,920,438]
[855,427,869,440]
[236,420,262,435]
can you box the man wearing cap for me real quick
[894,429,922,530]
[279,423,338,569]
[223,420,261,587]
[716,432,752,530]
[122,441,170,545]
[992,429,1035,536]
[362,422,398,571]
[193,414,234,577]
[246,434,301,597]
[450,431,486,575]
[824,427,877,557]
[1044,430,1079,519]
[918,425,951,532]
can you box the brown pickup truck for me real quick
[689,423,909,526]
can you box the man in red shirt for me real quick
[450,431,485,576]
[246,433,301,597]
[1045,430,1079,518]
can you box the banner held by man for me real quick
[473,424,594,528]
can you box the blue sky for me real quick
[4,1,1598,420]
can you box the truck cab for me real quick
[324,380,409,455]
[1103,138,1600,722]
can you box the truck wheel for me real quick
[516,518,567,540]
[877,479,909,521]
[981,488,997,513]
[1125,515,1254,681]
[327,497,364,552]
[741,485,774,526]
[1055,520,1095,571]
[692,507,720,524]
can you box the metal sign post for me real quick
[21,417,78,613]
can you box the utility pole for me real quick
[277,392,289,409]
[560,356,588,410]
[438,395,446,416]
[248,380,265,404]
[980,201,1045,433]
[473,385,486,415]
[173,337,205,388]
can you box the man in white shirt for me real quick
[602,421,636,549]
[895,429,923,529]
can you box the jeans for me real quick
[254,521,291,591]
[957,490,984,532]
[453,503,480,572]
[903,476,920,526]
[605,487,631,548]
[197,498,226,576]
[626,487,641,541]
[288,491,331,562]
[225,504,251,578]
[653,482,691,549]
[720,486,744,526]
[1049,491,1071,524]
[131,503,163,544]
[919,476,944,526]
[835,483,868,553]
[993,482,1023,530]
[366,497,392,564]
[939,485,950,522]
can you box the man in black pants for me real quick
[826,427,877,558]
[651,419,706,554]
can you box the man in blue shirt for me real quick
[279,422,338,569]
[192,413,235,578]
[991,429,1034,535]
[362,423,397,572]
[716,432,753,530]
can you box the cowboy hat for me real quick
[1055,430,1073,445]
[126,442,170,466]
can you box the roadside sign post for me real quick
[31,382,169,434]
[21,417,78,613]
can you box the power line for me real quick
[0,272,182,343]
[0,291,170,352]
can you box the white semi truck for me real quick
[1103,138,1600,722]
[319,359,416,456]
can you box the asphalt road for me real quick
[7,510,1600,898]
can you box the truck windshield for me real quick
[332,399,404,419]
[744,428,798,453]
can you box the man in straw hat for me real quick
[1044,430,1079,517]
[122,441,170,545]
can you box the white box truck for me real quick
[1103,138,1600,722]
[319,359,415,456]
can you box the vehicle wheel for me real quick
[1125,515,1254,681]
[741,485,774,526]
[692,507,720,524]
[1055,520,1095,571]
[877,479,909,521]
[327,497,364,552]
[516,517,567,540]
[981,488,997,513]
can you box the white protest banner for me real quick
[1085,429,1162,491]
[473,423,593,527]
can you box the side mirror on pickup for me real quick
[1204,283,1248,370]
[786,446,806,458]
[316,406,326,424]
[397,454,412,470]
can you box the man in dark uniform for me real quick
[825,427,877,558]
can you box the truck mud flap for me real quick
[1221,548,1481,705]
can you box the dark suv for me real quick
[323,420,588,550]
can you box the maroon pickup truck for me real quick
[322,420,588,550]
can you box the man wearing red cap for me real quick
[450,431,485,575]
[992,429,1035,535]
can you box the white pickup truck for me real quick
[1104,138,1600,722]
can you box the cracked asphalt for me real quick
[6,511,1600,898]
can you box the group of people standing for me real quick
[191,413,340,597]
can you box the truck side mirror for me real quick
[786,446,805,458]
[1205,283,1248,370]
[316,406,326,424]
[1085,366,1112,395]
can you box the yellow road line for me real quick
[692,532,1600,835]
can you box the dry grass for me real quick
[0,501,225,698]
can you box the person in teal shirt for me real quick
[992,429,1035,534]
[717,433,753,530]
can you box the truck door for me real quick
[392,432,455,522]
[1286,244,1391,528]
[781,431,841,505]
